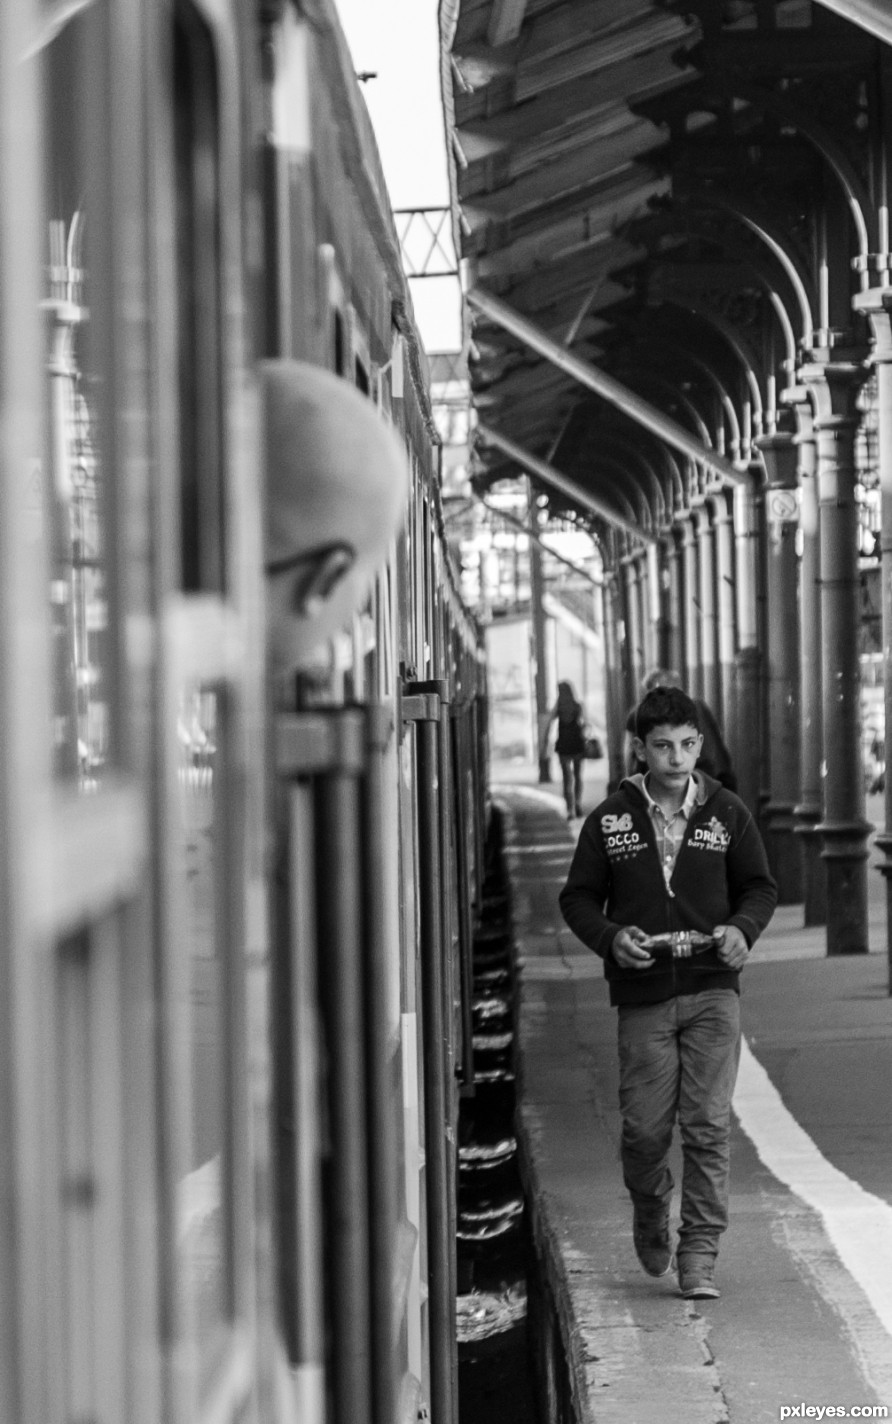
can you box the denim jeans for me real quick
[617,989,741,1258]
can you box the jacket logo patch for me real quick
[691,817,730,851]
[601,812,645,858]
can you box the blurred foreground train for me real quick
[0,3,488,1423]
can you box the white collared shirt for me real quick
[632,773,700,888]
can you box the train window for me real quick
[176,681,234,1382]
[174,2,226,593]
[352,313,371,396]
[43,10,116,787]
[320,245,348,377]
[333,310,347,377]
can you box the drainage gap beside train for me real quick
[456,807,539,1424]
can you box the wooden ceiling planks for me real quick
[444,0,878,513]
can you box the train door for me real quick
[150,3,272,1421]
[0,4,273,1424]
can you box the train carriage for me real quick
[0,3,486,1423]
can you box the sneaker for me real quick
[677,1255,720,1299]
[632,1205,674,1277]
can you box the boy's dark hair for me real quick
[634,685,701,741]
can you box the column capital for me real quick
[693,503,713,531]
[799,357,869,426]
[780,385,816,444]
[754,430,798,490]
[708,487,733,522]
[852,286,892,362]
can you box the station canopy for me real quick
[440,0,885,534]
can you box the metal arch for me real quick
[612,317,749,468]
[728,78,876,260]
[629,197,809,364]
[589,409,688,523]
[658,251,798,388]
[648,348,744,464]
[681,354,745,466]
[589,459,654,533]
[768,291,797,384]
[659,447,688,517]
[694,188,816,347]
[582,433,666,529]
[656,297,766,437]
[466,288,746,487]
[561,385,691,520]
[599,479,641,530]
[630,199,807,374]
[627,368,715,451]
[473,422,658,544]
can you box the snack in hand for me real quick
[637,930,719,959]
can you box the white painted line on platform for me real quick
[509,844,572,855]
[733,1036,892,1343]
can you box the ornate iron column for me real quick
[644,541,661,674]
[853,290,892,987]
[695,503,720,716]
[680,512,701,698]
[801,357,871,954]
[732,469,763,814]
[755,429,803,903]
[601,560,627,791]
[623,550,644,698]
[665,529,684,674]
[528,486,552,784]
[654,536,672,670]
[713,491,737,736]
[784,387,826,925]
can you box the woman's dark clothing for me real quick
[550,701,586,817]
[555,708,586,756]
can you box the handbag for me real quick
[583,735,603,760]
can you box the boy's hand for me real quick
[611,926,654,969]
[714,924,749,969]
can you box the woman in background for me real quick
[543,680,587,820]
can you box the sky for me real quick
[334,0,463,350]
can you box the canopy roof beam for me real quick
[475,421,658,545]
[467,286,747,488]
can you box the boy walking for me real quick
[559,686,777,1299]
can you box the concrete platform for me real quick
[494,776,892,1424]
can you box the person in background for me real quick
[542,680,587,820]
[625,668,737,791]
[560,685,776,1301]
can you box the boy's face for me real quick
[633,721,702,796]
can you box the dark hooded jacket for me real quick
[559,773,777,1006]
